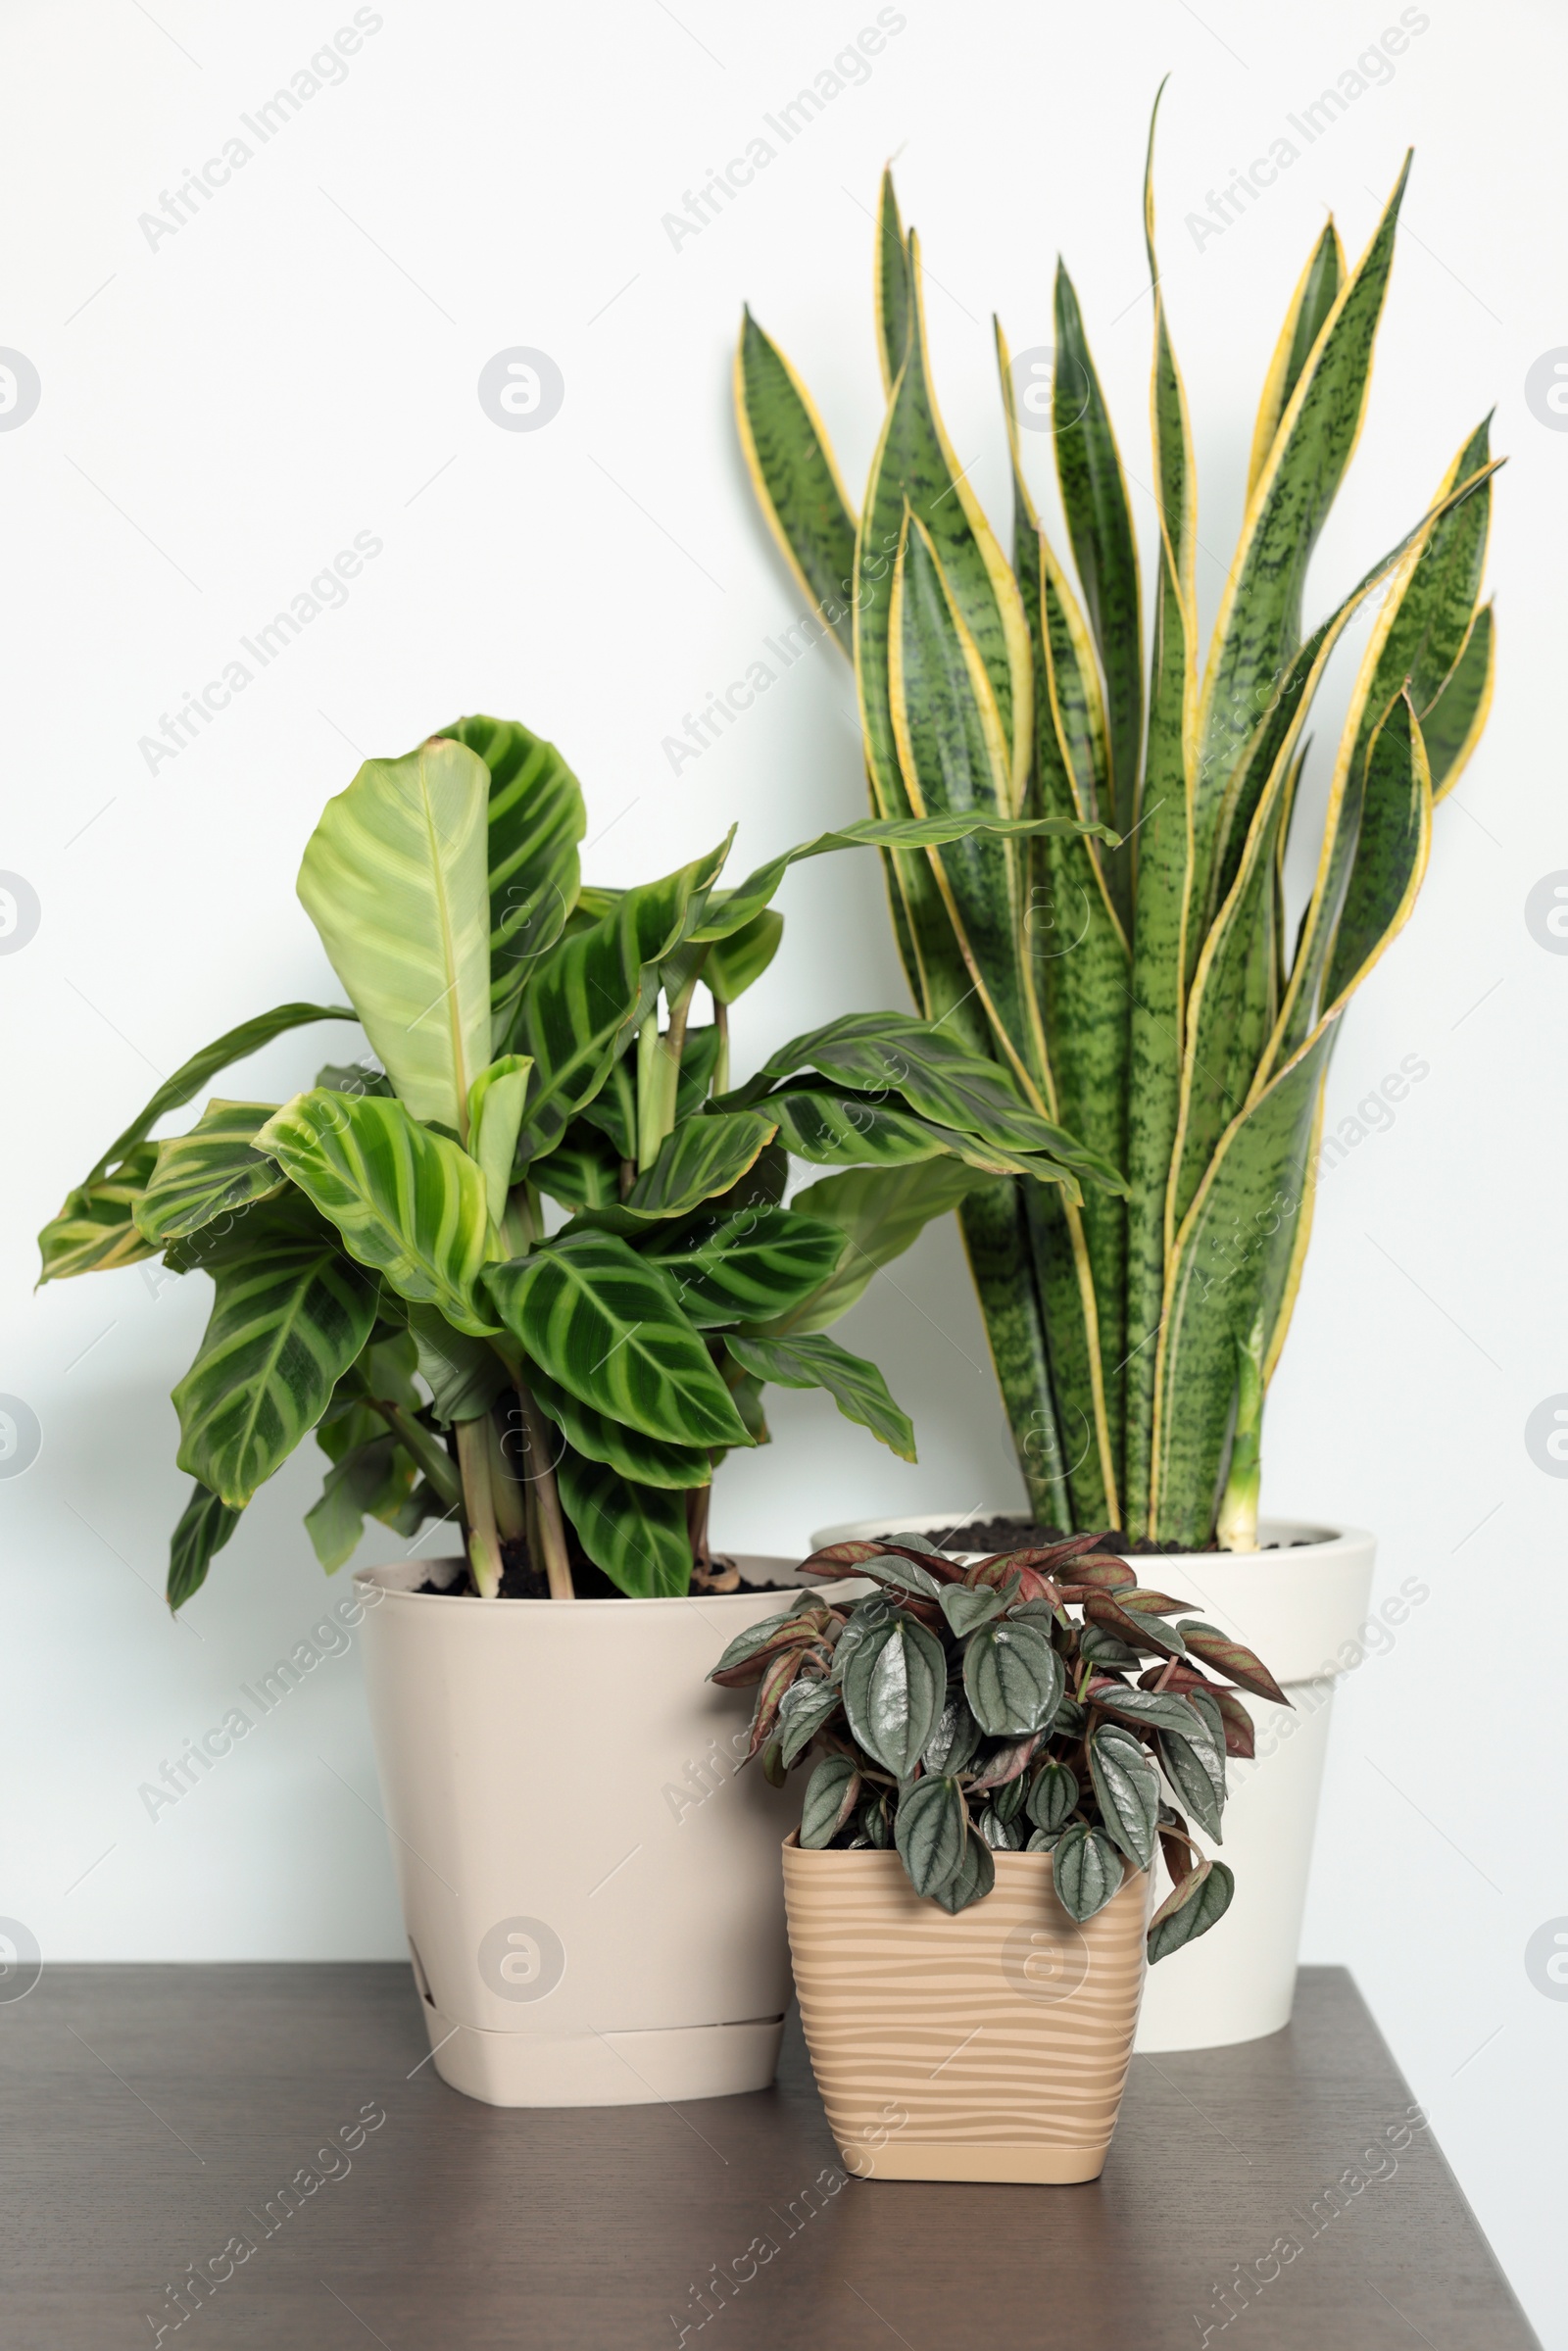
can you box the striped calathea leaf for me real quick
[712,1534,1283,1952]
[45,700,1105,1600]
[734,86,1499,1543]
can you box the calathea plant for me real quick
[39,718,1118,1605]
[735,101,1498,1545]
[710,1531,1288,1952]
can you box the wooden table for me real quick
[0,1964,1535,2349]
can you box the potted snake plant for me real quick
[733,98,1497,2052]
[710,1530,1286,2180]
[39,714,1116,2106]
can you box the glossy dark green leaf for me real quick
[780,1157,983,1332]
[1148,1857,1235,1962]
[962,1618,1064,1737]
[534,1119,623,1211]
[922,1692,982,1778]
[525,1360,710,1490]
[709,1607,810,1684]
[305,1433,416,1572]
[1052,1821,1125,1922]
[895,1774,967,1895]
[939,1584,1006,1638]
[1155,1728,1226,1842]
[992,1767,1029,1826]
[932,1824,997,1913]
[1026,1759,1078,1835]
[706,909,784,1004]
[976,1806,1020,1851]
[800,1754,861,1847]
[1089,1723,1161,1870]
[1088,1683,1202,1739]
[842,1613,947,1777]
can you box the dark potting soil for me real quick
[921,1516,1309,1556]
[416,1539,802,1600]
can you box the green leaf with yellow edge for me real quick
[734,309,857,655]
[134,1102,285,1249]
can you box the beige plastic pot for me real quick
[783,1837,1152,2183]
[353,1554,817,2108]
[810,1511,1376,2053]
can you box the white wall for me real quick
[2,0,1562,2332]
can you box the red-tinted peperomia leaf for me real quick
[963,1733,1043,1793]
[1178,1620,1290,1707]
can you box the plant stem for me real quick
[376,1401,463,1510]
[1215,1312,1265,1553]
[486,1406,526,1544]
[514,1380,576,1598]
[712,996,729,1097]
[456,1418,504,1598]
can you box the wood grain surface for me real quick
[0,1963,1537,2350]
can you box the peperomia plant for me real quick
[735,108,1498,1546]
[39,717,1118,1605]
[710,1531,1288,1957]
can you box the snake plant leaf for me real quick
[135,1102,286,1248]
[997,318,1131,1508]
[256,1091,499,1338]
[639,1207,845,1329]
[510,838,731,1160]
[801,1754,861,1848]
[484,1232,749,1448]
[172,1238,378,1508]
[1148,1855,1235,1961]
[1089,1723,1161,1870]
[624,1111,778,1220]
[1354,417,1494,742]
[167,1482,241,1609]
[297,739,493,1137]
[305,1433,418,1572]
[38,1146,160,1281]
[890,514,1047,1101]
[1150,1017,1338,1543]
[532,1120,622,1211]
[962,1617,1065,1738]
[844,1612,947,1778]
[725,1329,916,1460]
[1424,601,1494,801]
[525,1359,710,1490]
[734,308,857,654]
[894,1774,967,1895]
[555,1445,692,1597]
[1246,220,1346,498]
[959,1180,1072,1527]
[1053,260,1143,865]
[1026,1758,1078,1835]
[876,166,912,394]
[444,715,584,1020]
[1317,697,1434,1029]
[1124,105,1200,1528]
[705,909,783,1004]
[778,1158,984,1333]
[1052,1821,1125,1922]
[466,1056,533,1226]
[403,1303,507,1425]
[1194,154,1411,924]
[858,217,1034,833]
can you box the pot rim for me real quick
[781,1828,1148,1886]
[351,1553,830,1612]
[808,1510,1373,1563]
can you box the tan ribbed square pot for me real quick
[782,1837,1152,2183]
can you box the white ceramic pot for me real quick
[353,1554,819,2108]
[809,1510,1376,2053]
